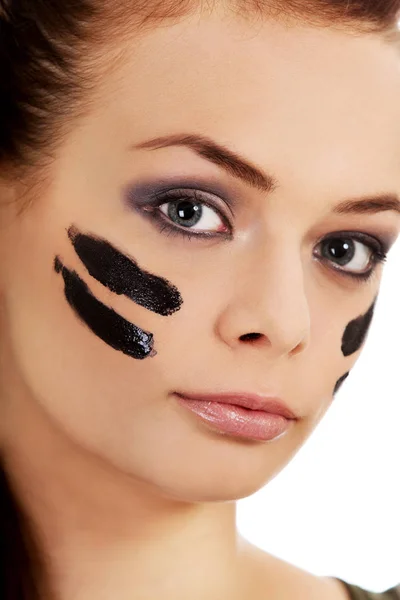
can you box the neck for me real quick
[0,347,251,600]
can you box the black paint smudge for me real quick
[333,372,349,395]
[68,226,182,316]
[341,300,377,357]
[54,257,155,360]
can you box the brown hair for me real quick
[0,1,399,598]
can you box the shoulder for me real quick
[238,540,350,600]
[327,579,400,600]
[238,540,400,600]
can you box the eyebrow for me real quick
[134,133,277,193]
[133,132,400,216]
[332,195,400,216]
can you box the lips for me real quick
[174,392,298,420]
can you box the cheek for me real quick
[333,371,349,395]
[53,226,185,362]
[55,258,155,360]
[67,227,183,316]
[4,248,175,461]
[331,298,377,397]
[341,299,377,357]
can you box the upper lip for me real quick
[175,392,298,420]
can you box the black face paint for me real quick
[55,257,155,360]
[341,299,377,357]
[333,372,349,395]
[68,226,182,316]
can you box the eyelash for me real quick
[314,233,388,284]
[142,190,388,283]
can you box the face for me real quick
[1,9,400,501]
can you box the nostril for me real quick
[239,332,263,342]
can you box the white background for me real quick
[237,236,400,592]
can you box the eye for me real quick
[159,197,228,233]
[316,233,387,278]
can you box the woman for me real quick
[1,1,400,599]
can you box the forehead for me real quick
[92,12,400,194]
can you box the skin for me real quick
[1,7,400,600]
[54,257,156,360]
[341,299,377,357]
[333,371,350,395]
[66,227,183,315]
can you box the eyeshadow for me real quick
[68,226,182,317]
[341,299,377,357]
[55,257,155,360]
[122,176,238,212]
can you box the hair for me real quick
[0,0,399,597]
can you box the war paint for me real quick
[54,257,155,360]
[341,300,376,357]
[333,372,349,395]
[68,226,182,316]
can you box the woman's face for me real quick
[1,10,400,500]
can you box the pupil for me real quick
[329,240,350,259]
[177,200,199,220]
[323,238,355,266]
[168,199,203,228]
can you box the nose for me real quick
[215,242,310,359]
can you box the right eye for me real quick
[139,187,234,240]
[159,198,227,232]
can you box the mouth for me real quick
[174,391,298,442]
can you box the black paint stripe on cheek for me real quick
[333,372,349,395]
[68,226,183,316]
[54,257,155,360]
[341,299,377,357]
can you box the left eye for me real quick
[159,199,226,232]
[318,236,376,273]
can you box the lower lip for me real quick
[176,396,292,442]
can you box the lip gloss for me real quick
[176,397,292,442]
